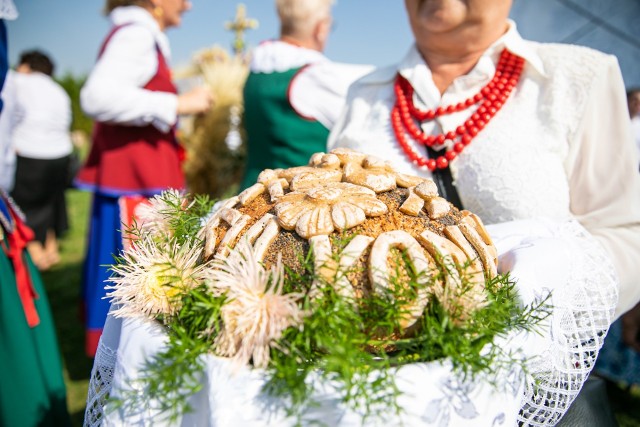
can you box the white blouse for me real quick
[80,6,177,132]
[250,40,373,130]
[1,70,72,159]
[329,22,640,318]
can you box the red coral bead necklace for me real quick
[391,49,524,171]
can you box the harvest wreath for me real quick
[106,148,548,421]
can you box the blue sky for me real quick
[6,0,640,87]
[6,1,413,76]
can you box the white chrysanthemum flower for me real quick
[135,189,185,238]
[107,236,206,319]
[206,238,304,369]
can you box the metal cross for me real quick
[224,4,258,56]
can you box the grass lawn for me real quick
[40,189,93,426]
[41,188,640,427]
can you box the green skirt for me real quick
[0,246,71,426]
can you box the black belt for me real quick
[425,146,464,210]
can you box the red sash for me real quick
[1,197,40,327]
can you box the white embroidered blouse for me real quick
[80,6,177,132]
[328,22,640,318]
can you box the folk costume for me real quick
[82,21,640,427]
[594,111,640,387]
[76,6,184,356]
[0,25,13,192]
[0,0,15,110]
[0,4,69,423]
[0,0,17,188]
[240,40,372,189]
[329,21,640,425]
[329,21,640,317]
[4,70,73,245]
[0,191,70,426]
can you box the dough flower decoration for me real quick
[107,236,206,318]
[237,148,427,209]
[343,154,398,193]
[205,238,304,369]
[328,148,426,190]
[274,182,388,239]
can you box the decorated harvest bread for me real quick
[105,148,537,419]
[200,148,498,329]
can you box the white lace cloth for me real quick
[84,218,617,427]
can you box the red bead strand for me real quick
[391,49,524,171]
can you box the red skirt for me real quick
[75,122,184,196]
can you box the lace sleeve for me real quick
[492,219,618,426]
[84,315,123,427]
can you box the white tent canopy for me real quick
[510,0,640,88]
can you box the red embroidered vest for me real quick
[75,24,185,196]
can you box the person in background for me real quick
[0,191,72,426]
[0,0,13,108]
[0,0,16,190]
[329,0,640,424]
[3,50,73,271]
[75,0,213,357]
[593,86,640,389]
[239,0,373,189]
[0,2,71,425]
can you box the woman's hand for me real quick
[177,86,213,116]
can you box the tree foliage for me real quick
[56,72,93,136]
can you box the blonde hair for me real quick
[104,0,149,14]
[276,0,335,37]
